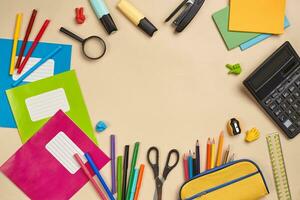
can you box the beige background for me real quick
[0,0,300,199]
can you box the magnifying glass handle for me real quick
[60,27,84,43]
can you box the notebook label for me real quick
[25,88,70,122]
[46,131,86,174]
[12,57,55,82]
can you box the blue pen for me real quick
[188,151,193,179]
[12,46,62,87]
[84,153,115,200]
[129,169,139,200]
[89,0,117,34]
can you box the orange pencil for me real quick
[216,131,224,166]
[133,164,145,200]
[206,138,211,170]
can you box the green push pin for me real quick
[226,64,242,75]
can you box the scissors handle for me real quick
[147,146,159,179]
[60,27,84,43]
[162,149,179,179]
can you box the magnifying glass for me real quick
[59,27,106,60]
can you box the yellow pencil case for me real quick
[180,159,269,200]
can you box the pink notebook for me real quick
[0,110,110,200]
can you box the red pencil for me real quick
[133,164,145,200]
[17,19,50,74]
[206,138,211,170]
[15,9,37,69]
[183,154,189,181]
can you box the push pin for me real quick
[75,7,86,24]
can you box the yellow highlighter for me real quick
[10,13,23,75]
[117,0,157,37]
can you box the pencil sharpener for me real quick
[227,118,242,136]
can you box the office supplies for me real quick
[210,138,215,168]
[89,0,117,34]
[165,0,205,33]
[9,13,22,75]
[228,154,235,163]
[206,138,211,170]
[111,134,116,194]
[227,118,242,136]
[180,160,269,200]
[244,41,300,138]
[183,154,189,181]
[226,64,241,75]
[74,154,107,200]
[75,7,86,24]
[229,0,286,34]
[0,111,109,200]
[216,131,224,167]
[147,146,179,200]
[6,70,96,143]
[85,153,115,200]
[18,19,50,74]
[15,9,37,69]
[126,142,140,200]
[134,164,145,200]
[245,128,260,142]
[0,39,71,128]
[266,133,292,200]
[192,153,197,176]
[96,120,108,132]
[117,0,157,37]
[195,140,200,174]
[12,46,62,87]
[222,145,230,164]
[122,145,129,200]
[129,169,139,200]
[188,151,193,179]
[117,156,123,200]
[60,27,106,60]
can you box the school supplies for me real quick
[15,9,37,69]
[126,142,140,200]
[75,7,86,24]
[117,156,123,200]
[180,160,269,199]
[0,39,71,128]
[111,134,117,194]
[9,13,23,75]
[12,46,62,87]
[216,131,224,166]
[117,0,157,37]
[183,154,189,181]
[0,111,109,200]
[60,27,106,60]
[188,151,193,179]
[228,153,235,163]
[122,145,130,200]
[89,0,117,34]
[165,0,205,33]
[226,64,241,75]
[210,138,215,168]
[227,118,241,136]
[229,0,286,34]
[134,164,145,200]
[266,133,292,200]
[129,169,139,200]
[244,41,300,139]
[18,19,50,74]
[96,120,108,132]
[6,70,96,143]
[222,145,230,164]
[245,128,260,142]
[195,140,200,174]
[147,146,179,200]
[85,153,115,200]
[206,138,211,170]
[74,154,107,200]
[192,153,196,176]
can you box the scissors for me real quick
[147,146,180,200]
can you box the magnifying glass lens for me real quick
[83,36,106,60]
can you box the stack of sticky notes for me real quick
[212,0,288,51]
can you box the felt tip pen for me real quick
[89,0,117,34]
[117,0,157,37]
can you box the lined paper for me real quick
[46,131,86,174]
[25,88,70,122]
[13,57,54,82]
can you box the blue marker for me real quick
[129,169,139,200]
[89,0,117,34]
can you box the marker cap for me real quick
[138,18,158,37]
[100,14,118,34]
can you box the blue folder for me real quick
[0,38,72,128]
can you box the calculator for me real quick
[244,41,300,139]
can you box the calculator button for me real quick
[296,78,300,86]
[289,125,296,133]
[279,114,287,122]
[287,96,295,104]
[264,98,272,105]
[289,85,296,92]
[274,108,282,116]
[294,90,300,98]
[280,102,289,110]
[272,92,279,98]
[278,86,285,92]
[291,113,299,121]
[286,108,293,115]
[269,103,277,110]
[283,119,292,128]
[282,91,290,98]
[276,97,283,104]
[292,103,299,110]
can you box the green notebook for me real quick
[6,70,97,144]
[212,6,259,50]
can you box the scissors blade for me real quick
[153,177,164,200]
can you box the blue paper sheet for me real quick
[0,38,72,128]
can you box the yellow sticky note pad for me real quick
[229,0,286,34]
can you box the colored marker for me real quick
[111,134,116,194]
[122,145,129,200]
[117,156,123,200]
[129,169,139,200]
[126,142,139,200]
[133,164,144,200]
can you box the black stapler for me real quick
[165,0,205,32]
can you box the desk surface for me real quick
[1,0,300,199]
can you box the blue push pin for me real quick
[95,121,107,132]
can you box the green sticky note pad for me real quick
[6,70,97,144]
[212,6,259,50]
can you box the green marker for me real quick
[117,156,123,200]
[125,142,140,200]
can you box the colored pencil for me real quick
[122,145,129,200]
[12,46,62,87]
[129,169,139,200]
[17,19,50,74]
[117,156,123,200]
[133,164,145,200]
[84,153,115,200]
[9,13,23,75]
[188,151,193,179]
[216,131,224,167]
[126,142,140,200]
[228,153,235,163]
[74,154,107,200]
[111,135,116,194]
[15,9,37,69]
[211,138,216,169]
[192,153,197,176]
[195,140,200,174]
[222,145,230,164]
[206,138,211,170]
[183,154,189,181]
